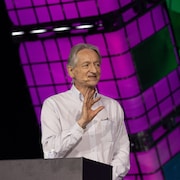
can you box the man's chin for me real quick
[87,82,98,88]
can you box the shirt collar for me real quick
[70,84,98,101]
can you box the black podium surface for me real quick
[0,157,112,180]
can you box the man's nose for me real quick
[89,64,97,72]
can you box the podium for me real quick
[0,157,112,180]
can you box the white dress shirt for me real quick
[41,85,130,180]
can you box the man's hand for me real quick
[77,88,104,128]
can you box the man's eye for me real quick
[82,64,89,67]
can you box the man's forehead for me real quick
[77,49,99,59]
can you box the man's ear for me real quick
[67,65,74,78]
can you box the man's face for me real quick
[68,48,101,89]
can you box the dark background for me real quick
[0,1,43,160]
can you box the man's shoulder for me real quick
[44,89,71,102]
[99,94,119,104]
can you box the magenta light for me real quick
[117,76,140,98]
[18,8,37,25]
[126,21,141,47]
[112,53,135,78]
[128,115,149,133]
[77,1,99,17]
[97,0,120,14]
[138,12,155,40]
[105,29,129,55]
[98,81,119,99]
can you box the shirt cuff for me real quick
[71,122,85,136]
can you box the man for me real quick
[41,43,130,179]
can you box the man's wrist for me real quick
[77,119,86,129]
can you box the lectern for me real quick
[0,157,112,180]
